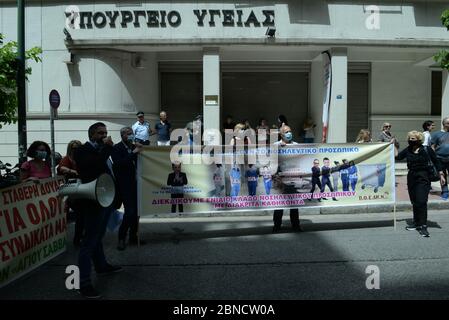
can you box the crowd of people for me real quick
[11,110,449,298]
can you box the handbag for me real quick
[423,147,440,182]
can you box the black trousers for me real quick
[171,193,184,213]
[320,176,334,192]
[118,194,138,242]
[407,170,430,226]
[310,178,322,195]
[273,209,300,227]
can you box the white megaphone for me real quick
[58,173,116,208]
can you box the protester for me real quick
[167,162,188,213]
[132,111,151,145]
[431,116,449,200]
[111,127,144,251]
[230,123,252,145]
[422,120,435,147]
[73,122,122,299]
[356,129,372,143]
[272,125,301,232]
[20,141,52,181]
[303,119,316,143]
[223,115,236,144]
[256,118,270,143]
[154,111,172,146]
[378,122,399,155]
[397,130,445,237]
[57,140,83,246]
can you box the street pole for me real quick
[17,0,27,164]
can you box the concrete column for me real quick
[203,48,221,145]
[310,56,324,143]
[327,47,348,143]
[442,70,449,125]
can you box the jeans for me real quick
[78,204,113,288]
[407,170,431,226]
[440,160,449,198]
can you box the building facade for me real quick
[0,0,449,164]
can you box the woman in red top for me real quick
[20,141,52,181]
[57,140,84,246]
[57,140,82,178]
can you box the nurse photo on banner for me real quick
[261,165,273,195]
[230,164,241,197]
[246,164,259,196]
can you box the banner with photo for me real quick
[138,143,395,215]
[0,177,67,288]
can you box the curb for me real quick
[142,200,449,218]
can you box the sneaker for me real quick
[117,240,126,251]
[332,198,338,201]
[442,194,448,201]
[405,224,417,231]
[419,226,430,238]
[78,285,102,299]
[96,264,123,276]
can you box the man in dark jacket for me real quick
[73,122,122,299]
[111,127,143,250]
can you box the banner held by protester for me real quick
[138,143,395,215]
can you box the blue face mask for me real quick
[36,150,47,160]
[284,132,293,142]
[127,134,135,143]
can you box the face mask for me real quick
[408,140,419,146]
[127,134,135,143]
[284,132,293,141]
[36,150,47,160]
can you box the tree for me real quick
[0,33,42,128]
[434,9,449,71]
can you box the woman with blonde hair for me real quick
[57,140,83,246]
[355,129,372,143]
[396,131,445,237]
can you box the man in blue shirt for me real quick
[132,111,151,145]
[154,111,172,146]
[431,117,449,200]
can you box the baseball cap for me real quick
[136,111,144,117]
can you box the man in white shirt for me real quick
[132,111,151,145]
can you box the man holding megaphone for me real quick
[72,122,122,299]
[111,127,144,251]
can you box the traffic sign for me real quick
[49,89,60,109]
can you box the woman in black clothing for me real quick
[396,131,445,237]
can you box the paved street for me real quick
[1,209,449,300]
